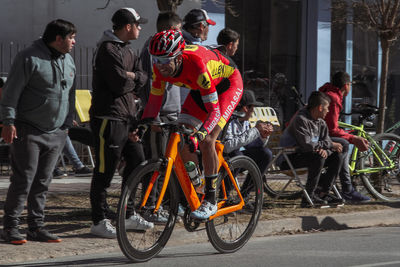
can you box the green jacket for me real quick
[0,39,76,132]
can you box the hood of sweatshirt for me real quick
[96,29,124,47]
[319,82,343,107]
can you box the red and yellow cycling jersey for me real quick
[142,45,243,134]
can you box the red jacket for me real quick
[319,83,355,143]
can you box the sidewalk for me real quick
[0,174,400,264]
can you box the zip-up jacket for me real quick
[0,39,75,132]
[224,118,269,154]
[91,30,147,122]
[319,82,355,143]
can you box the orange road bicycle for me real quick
[116,121,263,262]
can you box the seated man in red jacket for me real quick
[142,30,243,219]
[319,71,370,202]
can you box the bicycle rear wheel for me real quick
[360,133,400,202]
[117,161,178,262]
[206,155,263,253]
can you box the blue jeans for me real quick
[62,135,84,170]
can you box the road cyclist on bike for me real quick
[141,29,243,220]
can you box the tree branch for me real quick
[97,0,111,10]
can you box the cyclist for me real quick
[142,29,243,219]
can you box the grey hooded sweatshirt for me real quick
[0,39,76,132]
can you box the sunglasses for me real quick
[152,56,174,65]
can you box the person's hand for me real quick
[352,136,369,152]
[72,120,78,127]
[126,71,136,80]
[128,129,140,143]
[1,125,17,144]
[331,142,343,153]
[315,148,328,158]
[256,121,274,138]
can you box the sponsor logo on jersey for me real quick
[197,72,211,89]
[207,60,235,79]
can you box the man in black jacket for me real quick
[90,7,152,238]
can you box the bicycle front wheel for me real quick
[360,133,400,202]
[206,155,263,253]
[117,161,178,262]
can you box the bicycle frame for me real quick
[338,121,395,175]
[139,130,245,220]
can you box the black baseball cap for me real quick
[240,90,263,107]
[184,9,216,26]
[112,8,148,27]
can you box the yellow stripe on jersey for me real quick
[184,45,199,52]
[150,81,166,96]
[217,116,227,129]
[206,60,235,80]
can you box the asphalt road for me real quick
[11,225,400,267]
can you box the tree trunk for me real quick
[377,38,390,134]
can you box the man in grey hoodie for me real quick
[1,19,76,244]
[280,91,345,208]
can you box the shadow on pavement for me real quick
[301,216,349,231]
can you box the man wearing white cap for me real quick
[180,9,216,104]
[90,7,152,238]
[182,8,216,44]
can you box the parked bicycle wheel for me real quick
[360,133,400,202]
[117,160,179,262]
[206,155,263,253]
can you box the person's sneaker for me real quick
[126,212,154,230]
[26,228,61,243]
[2,228,27,245]
[300,195,329,208]
[342,189,371,203]
[142,208,168,224]
[190,200,217,220]
[74,166,92,177]
[53,168,67,179]
[321,193,345,207]
[90,219,116,238]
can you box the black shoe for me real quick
[53,168,67,179]
[2,227,27,245]
[74,166,92,177]
[321,194,345,207]
[27,228,61,243]
[300,195,329,208]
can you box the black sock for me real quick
[205,174,218,205]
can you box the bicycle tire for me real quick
[117,160,179,262]
[359,133,400,202]
[206,155,263,253]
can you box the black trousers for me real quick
[281,150,344,197]
[90,118,145,224]
[3,122,67,229]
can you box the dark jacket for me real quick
[91,30,147,122]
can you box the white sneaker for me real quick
[90,219,116,238]
[125,212,154,230]
[190,200,217,220]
